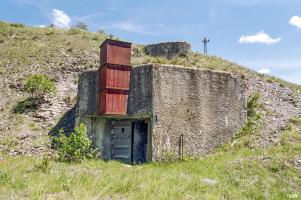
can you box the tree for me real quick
[75,22,88,31]
[24,74,56,100]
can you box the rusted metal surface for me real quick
[99,64,131,90]
[98,39,132,115]
[99,39,132,67]
[98,89,129,115]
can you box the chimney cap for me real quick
[100,39,132,49]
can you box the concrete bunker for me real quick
[145,41,191,59]
[76,40,247,163]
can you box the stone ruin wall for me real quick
[145,42,191,59]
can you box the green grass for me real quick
[1,124,300,200]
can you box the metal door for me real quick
[111,121,132,163]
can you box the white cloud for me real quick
[289,16,301,29]
[107,21,154,35]
[36,25,46,28]
[238,31,281,45]
[51,9,71,28]
[257,68,271,74]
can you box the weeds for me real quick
[160,151,178,162]
[24,74,56,99]
[67,28,81,35]
[236,93,262,139]
[33,156,50,173]
[63,94,76,106]
[289,116,301,127]
[53,123,98,162]
[28,122,39,131]
[0,172,11,184]
[280,117,301,146]
[0,137,18,150]
[45,29,55,35]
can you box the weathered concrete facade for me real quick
[76,64,246,162]
[150,65,246,159]
[145,42,191,59]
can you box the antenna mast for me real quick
[202,37,210,54]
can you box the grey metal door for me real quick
[111,121,132,163]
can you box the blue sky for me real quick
[1,0,301,84]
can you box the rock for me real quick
[16,133,29,139]
[202,178,218,186]
[294,159,301,168]
[9,150,18,157]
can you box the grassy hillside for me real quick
[1,117,300,199]
[0,21,301,199]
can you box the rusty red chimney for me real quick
[98,39,132,115]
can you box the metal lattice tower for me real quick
[202,37,210,54]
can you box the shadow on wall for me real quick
[48,106,76,136]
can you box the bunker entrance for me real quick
[111,120,148,164]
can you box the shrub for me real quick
[10,23,24,28]
[24,74,56,99]
[12,98,36,114]
[74,22,88,31]
[53,123,98,162]
[236,93,262,138]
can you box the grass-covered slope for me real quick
[0,20,301,200]
[0,117,300,199]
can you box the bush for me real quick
[236,93,262,138]
[12,98,37,114]
[24,74,56,99]
[10,23,24,28]
[53,123,98,162]
[74,22,88,31]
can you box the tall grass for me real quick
[1,120,300,199]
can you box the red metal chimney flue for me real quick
[98,39,132,115]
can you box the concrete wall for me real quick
[150,65,246,160]
[128,66,153,116]
[76,64,246,161]
[145,42,191,59]
[76,67,153,160]
[76,70,111,159]
[76,70,99,123]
